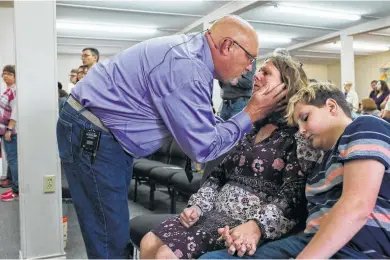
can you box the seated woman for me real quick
[360,98,381,117]
[140,53,320,259]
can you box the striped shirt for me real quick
[305,115,390,258]
[0,85,17,135]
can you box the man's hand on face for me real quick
[243,82,287,123]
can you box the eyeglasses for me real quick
[81,54,91,58]
[208,30,257,64]
[1,72,14,77]
[69,74,77,77]
[232,40,257,64]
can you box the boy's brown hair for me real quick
[286,82,352,125]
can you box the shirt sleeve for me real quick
[153,79,252,163]
[294,132,323,174]
[385,98,390,111]
[338,116,390,170]
[246,134,308,240]
[187,158,227,214]
[10,94,17,122]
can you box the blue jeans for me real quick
[200,233,368,259]
[3,134,18,193]
[220,97,249,121]
[57,102,134,259]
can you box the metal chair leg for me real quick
[170,187,177,214]
[133,175,138,202]
[149,180,156,211]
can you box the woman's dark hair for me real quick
[378,80,389,93]
[58,81,63,90]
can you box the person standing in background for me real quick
[76,65,88,83]
[81,47,99,69]
[369,80,378,99]
[218,64,256,120]
[343,81,359,112]
[372,80,389,110]
[67,68,78,92]
[0,65,19,202]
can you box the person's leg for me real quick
[219,102,230,121]
[332,244,368,259]
[3,135,18,194]
[140,232,165,259]
[155,245,179,259]
[57,104,133,259]
[6,164,12,182]
[200,234,312,259]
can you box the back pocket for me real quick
[57,118,74,163]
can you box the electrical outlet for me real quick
[43,175,55,193]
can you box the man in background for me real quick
[344,81,359,112]
[81,47,99,69]
[218,64,256,120]
[67,68,78,92]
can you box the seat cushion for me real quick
[149,166,183,185]
[130,214,175,249]
[170,172,202,195]
[133,160,169,178]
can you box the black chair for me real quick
[129,153,226,250]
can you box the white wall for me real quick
[302,63,328,82]
[0,8,15,93]
[57,53,109,92]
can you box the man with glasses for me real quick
[81,47,99,69]
[59,15,287,259]
[67,68,78,92]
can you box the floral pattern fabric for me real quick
[152,125,321,259]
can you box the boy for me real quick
[201,82,390,259]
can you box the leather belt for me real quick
[66,95,109,132]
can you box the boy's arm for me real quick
[297,159,384,259]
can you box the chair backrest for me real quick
[201,153,227,185]
[168,140,187,168]
[147,139,172,164]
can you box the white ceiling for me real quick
[56,0,390,64]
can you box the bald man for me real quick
[57,15,287,259]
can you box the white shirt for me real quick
[67,82,75,93]
[385,99,390,111]
[346,90,359,112]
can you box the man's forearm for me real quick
[298,198,369,259]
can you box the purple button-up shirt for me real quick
[72,33,252,162]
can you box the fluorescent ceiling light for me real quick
[258,34,292,44]
[275,4,361,21]
[295,55,339,59]
[56,20,157,34]
[330,42,389,52]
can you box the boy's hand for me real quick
[218,221,261,257]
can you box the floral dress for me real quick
[152,124,320,259]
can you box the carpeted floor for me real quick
[0,180,187,259]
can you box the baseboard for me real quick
[19,250,66,259]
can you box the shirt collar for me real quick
[202,33,215,76]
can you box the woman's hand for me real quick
[179,205,202,228]
[5,131,11,142]
[217,221,261,257]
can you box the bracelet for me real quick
[6,128,13,132]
